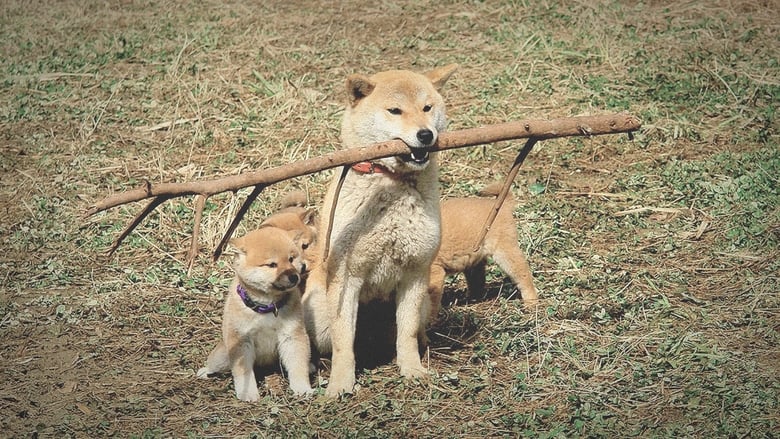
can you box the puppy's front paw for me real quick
[196,367,211,379]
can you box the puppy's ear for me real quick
[299,208,319,227]
[425,64,458,90]
[346,74,375,106]
[228,237,246,255]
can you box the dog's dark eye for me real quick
[387,108,402,115]
[301,243,309,250]
[423,104,432,112]
[267,262,277,268]
[289,256,295,263]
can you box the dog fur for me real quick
[260,190,319,275]
[197,227,313,401]
[428,183,539,321]
[303,65,458,397]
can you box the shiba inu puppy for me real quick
[303,64,458,397]
[197,227,314,401]
[260,190,319,276]
[428,183,539,321]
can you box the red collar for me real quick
[351,161,394,176]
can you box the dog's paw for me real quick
[399,364,429,380]
[196,367,211,379]
[290,383,315,397]
[236,387,261,402]
[324,373,356,398]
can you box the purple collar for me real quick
[236,283,286,316]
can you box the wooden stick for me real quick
[187,194,206,272]
[86,112,641,258]
[87,113,640,215]
[322,165,350,262]
[212,185,266,261]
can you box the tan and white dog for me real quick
[303,65,457,397]
[428,183,539,322]
[260,190,319,276]
[197,227,314,401]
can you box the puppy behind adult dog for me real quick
[428,183,539,321]
[303,64,458,397]
[197,227,314,401]
[260,190,319,273]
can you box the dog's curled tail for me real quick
[477,181,504,198]
[279,190,308,209]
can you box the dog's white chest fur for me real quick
[329,170,440,300]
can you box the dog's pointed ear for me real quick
[228,237,246,255]
[299,208,319,227]
[346,74,375,106]
[425,64,458,90]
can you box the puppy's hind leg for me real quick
[427,263,447,323]
[491,244,539,306]
[197,341,230,378]
[463,261,487,301]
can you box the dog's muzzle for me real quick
[402,148,430,165]
[401,129,435,164]
[273,270,300,290]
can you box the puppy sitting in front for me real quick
[197,227,314,401]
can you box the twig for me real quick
[136,118,200,132]
[86,113,641,260]
[322,166,351,261]
[612,206,690,217]
[472,138,538,252]
[212,185,266,261]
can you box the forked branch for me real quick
[86,112,641,261]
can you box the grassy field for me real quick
[1,0,778,437]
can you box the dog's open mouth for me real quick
[401,149,430,165]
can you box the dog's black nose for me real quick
[416,129,434,146]
[288,273,300,285]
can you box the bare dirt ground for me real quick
[1,0,778,437]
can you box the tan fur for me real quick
[428,184,539,322]
[197,227,313,401]
[303,65,457,397]
[260,190,319,274]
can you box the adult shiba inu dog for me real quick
[197,227,314,401]
[428,183,539,321]
[303,64,458,397]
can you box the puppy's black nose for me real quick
[416,129,434,146]
[288,273,300,285]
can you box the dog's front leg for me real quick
[279,322,315,396]
[395,276,428,379]
[325,276,361,397]
[228,340,260,402]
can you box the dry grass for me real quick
[1,0,778,437]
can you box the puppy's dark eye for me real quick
[301,243,309,250]
[289,256,295,263]
[423,104,432,112]
[267,262,277,268]
[388,108,402,115]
